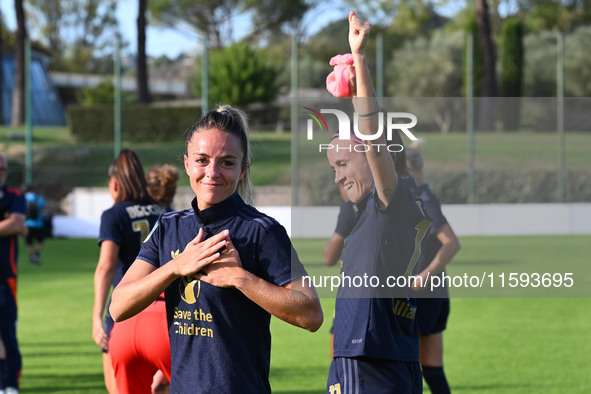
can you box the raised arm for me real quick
[348,11,397,208]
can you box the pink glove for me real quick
[326,53,355,97]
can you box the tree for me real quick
[476,0,497,97]
[464,15,484,99]
[389,0,447,38]
[245,0,311,40]
[78,78,115,105]
[388,30,465,132]
[26,0,119,73]
[475,0,497,130]
[193,43,281,106]
[500,17,524,131]
[522,30,557,97]
[136,0,151,103]
[523,26,591,97]
[11,0,27,127]
[498,0,591,32]
[151,0,247,50]
[342,0,404,26]
[26,0,65,68]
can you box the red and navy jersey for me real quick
[138,192,307,394]
[333,178,432,362]
[0,184,27,283]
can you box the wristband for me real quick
[358,110,380,118]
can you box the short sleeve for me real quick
[256,223,307,287]
[421,187,448,233]
[137,219,162,267]
[98,209,121,246]
[334,201,357,237]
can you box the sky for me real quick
[0,0,199,58]
[116,0,199,58]
[0,0,464,59]
[0,0,345,59]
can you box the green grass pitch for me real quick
[15,235,591,393]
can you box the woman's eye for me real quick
[196,158,208,165]
[222,160,235,167]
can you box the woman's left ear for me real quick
[239,163,248,180]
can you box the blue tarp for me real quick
[1,52,66,126]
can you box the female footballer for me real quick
[92,149,167,393]
[109,105,323,393]
[108,164,181,394]
[407,144,461,394]
[325,11,432,393]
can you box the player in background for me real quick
[109,163,180,394]
[146,165,180,212]
[407,143,460,394]
[92,149,166,393]
[325,12,432,393]
[109,105,323,393]
[324,185,356,268]
[0,153,27,394]
[323,185,356,358]
[109,164,180,394]
[23,186,46,265]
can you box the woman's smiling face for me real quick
[184,128,245,210]
[326,139,373,204]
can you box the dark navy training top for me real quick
[98,200,166,288]
[138,192,308,394]
[333,178,432,362]
[334,200,357,238]
[413,183,450,298]
[98,200,165,334]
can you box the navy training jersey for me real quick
[333,177,432,362]
[98,200,166,289]
[413,183,450,298]
[334,200,357,238]
[0,184,27,283]
[137,192,308,394]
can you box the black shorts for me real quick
[415,298,450,335]
[327,356,422,394]
[26,227,46,244]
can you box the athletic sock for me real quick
[421,365,450,394]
